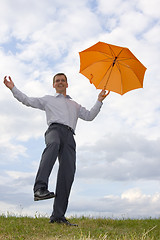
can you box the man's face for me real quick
[53,75,68,95]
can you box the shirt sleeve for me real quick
[78,100,103,121]
[11,86,45,110]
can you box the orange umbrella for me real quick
[79,41,147,95]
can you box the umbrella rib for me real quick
[118,61,132,68]
[104,66,114,89]
[86,49,114,59]
[100,51,113,59]
[115,61,123,94]
[118,57,133,62]
[117,60,143,88]
[117,58,143,84]
[97,64,113,89]
[116,48,125,58]
[108,45,116,58]
[118,59,139,71]
[94,51,114,60]
[81,57,114,71]
[108,46,125,59]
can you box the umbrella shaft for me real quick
[113,56,117,66]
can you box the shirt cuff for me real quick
[97,100,103,107]
[11,86,17,93]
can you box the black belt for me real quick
[50,123,75,134]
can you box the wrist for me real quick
[10,85,15,91]
[98,97,102,102]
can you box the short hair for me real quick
[53,73,67,83]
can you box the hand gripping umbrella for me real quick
[79,42,147,95]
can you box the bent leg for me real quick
[34,126,60,192]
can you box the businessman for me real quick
[4,74,110,226]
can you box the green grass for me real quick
[0,215,160,240]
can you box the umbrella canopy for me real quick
[79,42,147,95]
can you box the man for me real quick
[3,74,110,226]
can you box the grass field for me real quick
[0,215,159,240]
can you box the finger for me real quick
[9,76,12,81]
[3,76,7,83]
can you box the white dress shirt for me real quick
[11,86,103,131]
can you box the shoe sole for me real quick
[49,220,78,227]
[34,193,55,201]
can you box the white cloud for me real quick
[69,187,160,218]
[76,132,160,182]
[120,11,151,35]
[0,0,56,41]
[137,0,160,18]
[97,0,128,15]
[0,141,27,163]
[121,188,148,202]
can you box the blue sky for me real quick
[0,0,160,219]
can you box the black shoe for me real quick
[34,188,55,201]
[49,218,78,227]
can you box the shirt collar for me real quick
[54,93,72,99]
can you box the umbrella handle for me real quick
[101,89,110,97]
[104,90,110,97]
[98,90,110,102]
[102,87,110,95]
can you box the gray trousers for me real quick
[34,123,76,219]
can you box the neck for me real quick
[56,91,67,96]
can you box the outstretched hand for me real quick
[3,76,14,90]
[98,90,110,102]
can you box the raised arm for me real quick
[3,76,45,110]
[78,90,110,121]
[3,76,14,90]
